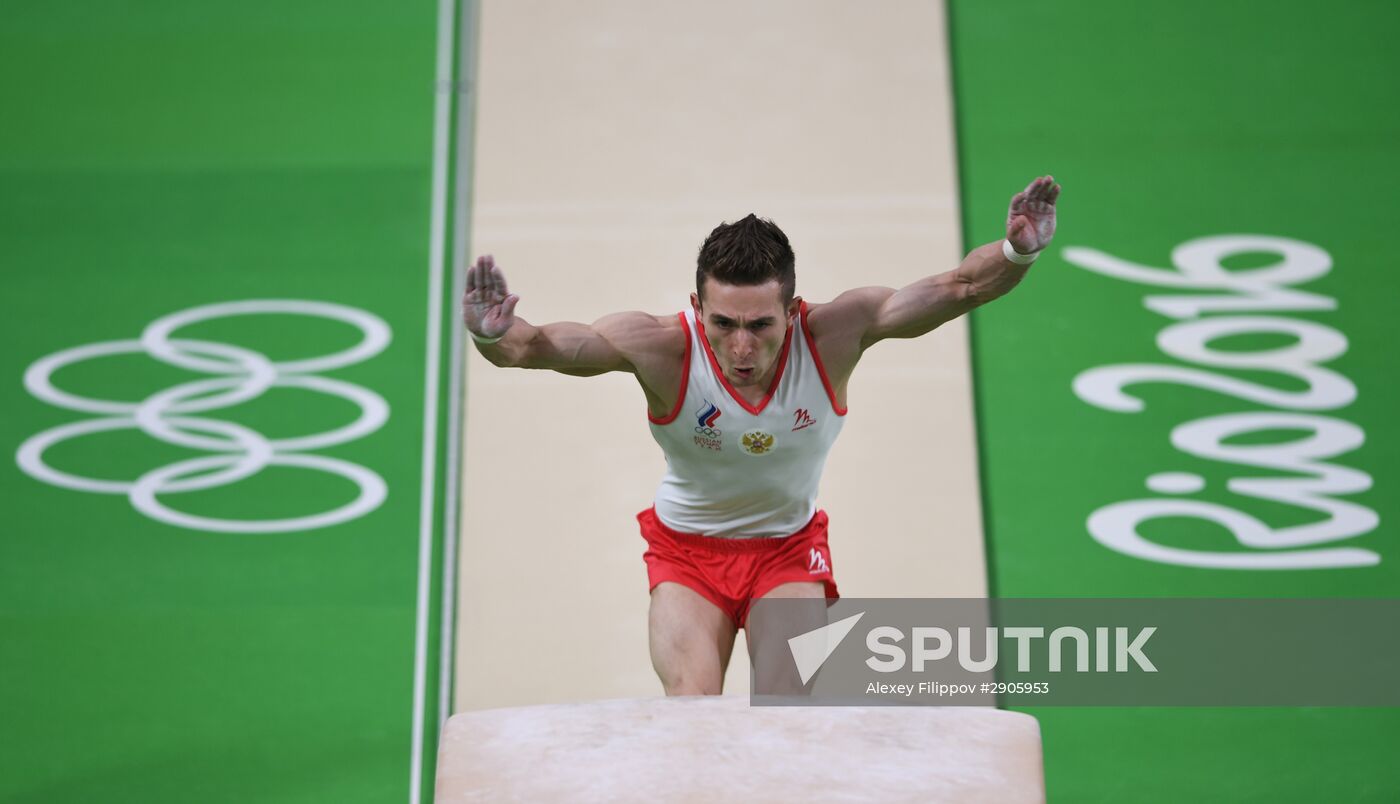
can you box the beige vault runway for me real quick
[456,0,986,706]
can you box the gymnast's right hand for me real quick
[463,254,520,341]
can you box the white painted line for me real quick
[439,0,479,737]
[412,0,458,799]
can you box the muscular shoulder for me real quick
[592,311,688,414]
[593,310,687,371]
[804,286,894,346]
[799,287,896,396]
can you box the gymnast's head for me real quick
[691,214,800,388]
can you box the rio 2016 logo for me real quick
[16,300,391,534]
[1065,234,1377,570]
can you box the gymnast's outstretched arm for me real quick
[461,254,682,379]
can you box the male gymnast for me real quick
[462,175,1060,695]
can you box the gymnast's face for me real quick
[692,278,799,389]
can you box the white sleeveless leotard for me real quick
[648,302,847,538]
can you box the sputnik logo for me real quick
[788,612,865,685]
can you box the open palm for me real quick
[462,254,519,340]
[1006,175,1060,254]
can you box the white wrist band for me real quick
[1002,239,1040,265]
[469,330,503,345]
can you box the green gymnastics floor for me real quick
[1,1,467,801]
[953,0,1400,801]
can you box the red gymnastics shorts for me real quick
[637,507,839,629]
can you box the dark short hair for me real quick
[695,214,795,304]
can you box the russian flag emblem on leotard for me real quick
[696,401,722,429]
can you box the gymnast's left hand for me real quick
[1005,175,1060,255]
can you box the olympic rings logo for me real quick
[16,300,391,533]
[694,426,723,438]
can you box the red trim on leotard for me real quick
[694,312,793,416]
[647,312,692,424]
[799,301,848,416]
